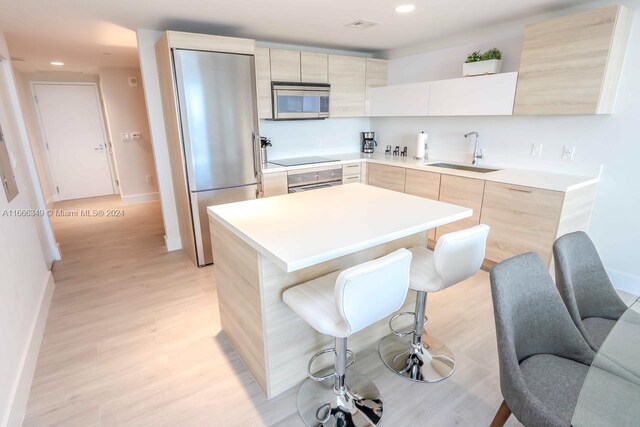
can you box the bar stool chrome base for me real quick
[379,332,455,383]
[298,369,383,427]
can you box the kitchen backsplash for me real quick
[259,117,370,160]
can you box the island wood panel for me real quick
[301,52,328,83]
[480,182,564,265]
[259,232,425,398]
[404,169,441,241]
[261,172,288,197]
[166,31,255,54]
[209,219,268,392]
[155,34,197,265]
[328,55,366,117]
[270,49,301,82]
[436,175,485,240]
[555,183,598,238]
[255,47,273,119]
[513,5,631,115]
[367,163,406,193]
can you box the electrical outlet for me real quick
[131,132,142,139]
[562,145,575,160]
[531,143,543,158]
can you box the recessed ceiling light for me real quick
[50,61,64,66]
[395,4,416,13]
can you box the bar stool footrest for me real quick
[307,347,355,381]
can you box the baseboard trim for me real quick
[609,269,640,296]
[5,271,55,427]
[164,234,182,252]
[121,192,160,205]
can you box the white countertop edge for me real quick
[208,206,472,273]
[261,155,600,193]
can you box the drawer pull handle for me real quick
[508,187,533,194]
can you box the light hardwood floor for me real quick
[24,195,523,426]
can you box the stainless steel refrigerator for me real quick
[172,48,260,266]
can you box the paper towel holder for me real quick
[414,131,428,161]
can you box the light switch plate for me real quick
[121,132,130,141]
[531,143,543,158]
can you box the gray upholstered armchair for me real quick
[553,231,628,351]
[490,252,596,427]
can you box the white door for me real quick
[33,83,115,201]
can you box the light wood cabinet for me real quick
[261,172,288,197]
[270,49,301,82]
[404,169,441,241]
[429,73,517,116]
[404,169,440,200]
[436,176,485,239]
[367,163,406,193]
[514,5,632,115]
[301,52,328,83]
[255,47,273,119]
[328,55,366,117]
[480,182,565,265]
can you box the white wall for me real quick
[259,118,368,160]
[371,1,640,291]
[99,67,158,203]
[0,30,56,427]
[136,29,182,250]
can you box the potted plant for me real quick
[463,48,503,77]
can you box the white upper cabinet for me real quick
[368,82,430,117]
[270,49,301,82]
[301,52,328,83]
[428,72,518,116]
[365,58,389,115]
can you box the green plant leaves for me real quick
[465,48,502,63]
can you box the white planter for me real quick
[463,59,503,77]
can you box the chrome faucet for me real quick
[465,131,483,165]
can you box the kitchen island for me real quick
[208,183,471,398]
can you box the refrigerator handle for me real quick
[252,132,263,197]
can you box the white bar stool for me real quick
[379,224,489,383]
[283,249,412,427]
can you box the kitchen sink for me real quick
[427,163,499,173]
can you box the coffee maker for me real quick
[361,131,377,154]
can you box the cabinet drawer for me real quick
[436,175,485,239]
[342,163,361,175]
[367,163,406,193]
[480,182,564,265]
[343,175,361,185]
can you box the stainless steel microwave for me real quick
[272,82,330,120]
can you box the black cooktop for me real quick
[269,156,337,167]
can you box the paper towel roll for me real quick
[415,132,428,159]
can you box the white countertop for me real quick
[262,152,599,192]
[208,183,472,272]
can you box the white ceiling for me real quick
[0,0,590,74]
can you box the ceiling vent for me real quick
[345,20,379,30]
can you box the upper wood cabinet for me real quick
[435,175,485,239]
[514,5,632,115]
[255,48,273,119]
[429,73,518,116]
[367,163,406,193]
[301,52,328,83]
[270,49,301,82]
[328,55,367,117]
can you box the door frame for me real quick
[30,81,119,201]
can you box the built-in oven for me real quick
[288,167,342,193]
[272,82,330,120]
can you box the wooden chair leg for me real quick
[490,400,512,427]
